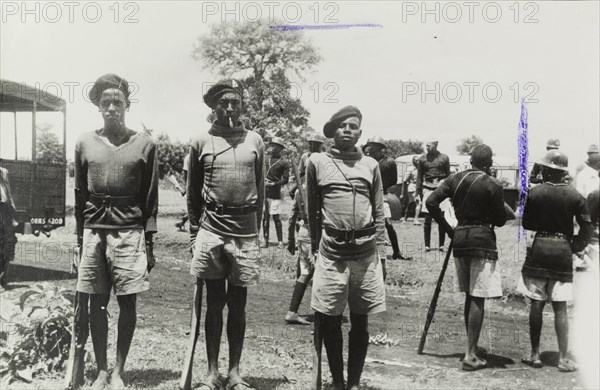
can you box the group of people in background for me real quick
[0,72,597,390]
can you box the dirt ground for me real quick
[0,188,585,389]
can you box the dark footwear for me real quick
[462,357,488,371]
[521,357,543,368]
[226,378,254,390]
[557,359,578,372]
[196,380,220,390]
[425,247,431,252]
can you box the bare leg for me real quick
[273,214,283,245]
[111,294,137,389]
[465,296,485,363]
[552,301,570,362]
[424,214,432,249]
[226,284,248,385]
[179,278,204,390]
[205,280,226,384]
[262,206,270,245]
[528,299,545,362]
[89,294,110,389]
[285,273,312,325]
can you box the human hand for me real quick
[146,241,156,272]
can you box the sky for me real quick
[1,1,599,167]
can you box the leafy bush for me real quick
[0,284,74,384]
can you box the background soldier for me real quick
[307,106,386,390]
[573,144,600,197]
[263,137,290,249]
[530,138,560,184]
[287,135,325,255]
[185,79,264,390]
[173,153,190,231]
[417,140,450,251]
[517,150,592,372]
[0,165,17,289]
[427,144,510,371]
[365,136,411,261]
[70,73,158,389]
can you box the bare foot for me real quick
[110,372,126,389]
[285,312,311,325]
[198,372,221,389]
[92,370,109,389]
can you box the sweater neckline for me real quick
[209,122,245,137]
[94,128,137,150]
[328,146,362,161]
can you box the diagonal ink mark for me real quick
[517,98,529,242]
[269,24,383,31]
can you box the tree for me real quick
[155,133,188,179]
[383,139,424,159]
[36,123,64,164]
[456,135,483,155]
[192,19,321,152]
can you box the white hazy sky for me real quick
[1,1,599,166]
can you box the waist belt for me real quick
[205,202,257,215]
[536,231,568,240]
[89,194,138,208]
[458,220,493,229]
[324,224,376,242]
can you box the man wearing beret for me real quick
[307,106,386,390]
[68,73,158,389]
[263,137,290,249]
[530,138,560,185]
[417,139,450,252]
[184,79,264,390]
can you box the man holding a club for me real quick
[426,144,509,371]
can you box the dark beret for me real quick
[203,79,244,109]
[323,106,362,138]
[89,74,130,106]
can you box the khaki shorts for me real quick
[454,257,502,298]
[517,275,573,302]
[191,228,260,286]
[77,228,149,296]
[383,198,392,219]
[311,251,386,316]
[266,198,282,215]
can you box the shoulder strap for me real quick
[329,156,358,229]
[453,171,485,214]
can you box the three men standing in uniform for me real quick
[417,140,450,252]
